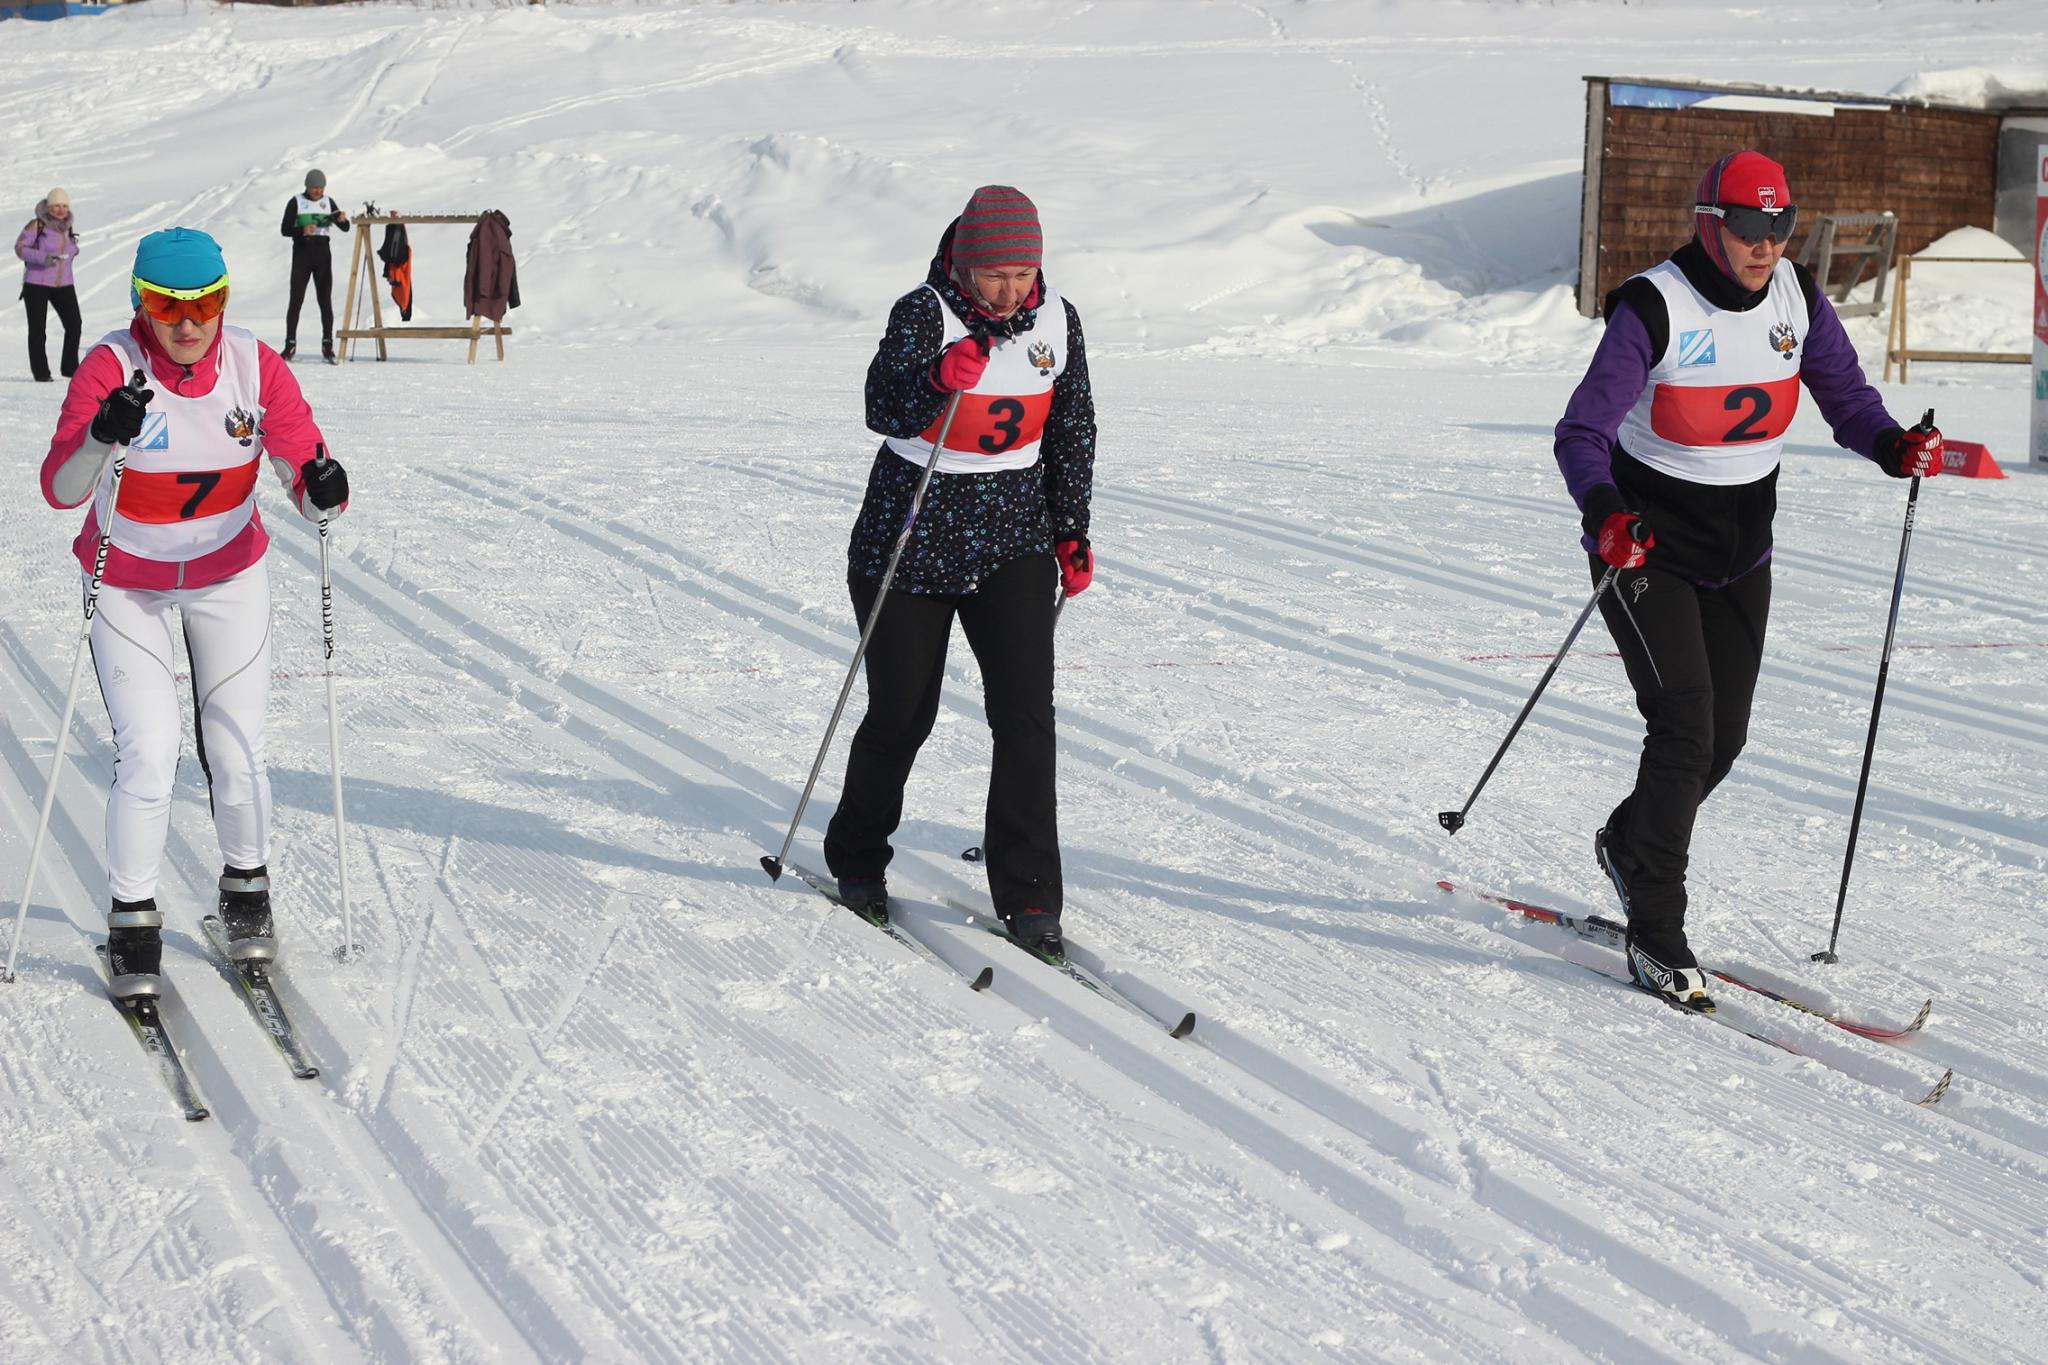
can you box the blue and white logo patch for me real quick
[1677,329,1717,368]
[133,413,172,451]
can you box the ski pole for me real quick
[761,391,967,881]
[313,444,358,962]
[6,373,145,985]
[1438,521,1647,836]
[1814,408,1934,964]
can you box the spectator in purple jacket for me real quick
[1551,149,1944,1010]
[16,189,82,382]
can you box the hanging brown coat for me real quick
[462,210,519,323]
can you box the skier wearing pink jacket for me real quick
[39,227,351,997]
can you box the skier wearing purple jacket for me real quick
[1552,150,1945,1009]
[16,189,82,382]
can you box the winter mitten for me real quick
[304,455,349,512]
[1056,538,1093,597]
[89,375,155,446]
[1878,425,1945,478]
[930,334,992,392]
[1595,513,1653,570]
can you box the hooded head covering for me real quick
[1694,150,1792,282]
[130,227,228,308]
[951,185,1042,271]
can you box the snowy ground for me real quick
[3,3,2047,1362]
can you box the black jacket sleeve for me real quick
[280,197,298,239]
[1041,299,1096,541]
[863,289,951,440]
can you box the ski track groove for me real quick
[465,459,2048,1302]
[231,469,2048,1360]
[422,457,2048,1100]
[277,483,1700,1357]
[0,622,572,1364]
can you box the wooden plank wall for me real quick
[1589,102,2000,315]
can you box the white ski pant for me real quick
[89,560,273,902]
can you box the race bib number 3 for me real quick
[923,391,1053,456]
[1649,376,1800,446]
[116,461,260,524]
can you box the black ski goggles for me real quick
[1698,202,1798,244]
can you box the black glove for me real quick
[89,373,155,446]
[304,455,349,511]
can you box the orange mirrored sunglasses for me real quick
[134,274,230,326]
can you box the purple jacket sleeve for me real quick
[1798,289,1897,462]
[1553,303,1654,512]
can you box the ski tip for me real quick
[185,1107,211,1122]
[1171,1013,1196,1040]
[295,1065,322,1080]
[1920,1068,1955,1107]
[970,966,995,991]
[960,846,983,863]
[1907,998,1934,1033]
[760,855,785,881]
[1436,811,1464,835]
[1434,879,1458,895]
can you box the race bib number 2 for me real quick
[1649,376,1800,446]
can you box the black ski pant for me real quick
[1592,555,1771,929]
[824,553,1062,918]
[23,283,81,380]
[285,241,334,345]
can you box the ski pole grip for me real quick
[1627,518,1651,545]
[314,441,328,468]
[1916,408,1935,434]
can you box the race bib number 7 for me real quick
[116,462,260,523]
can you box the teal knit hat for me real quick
[130,227,228,308]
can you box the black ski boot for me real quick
[218,866,277,964]
[321,337,337,365]
[835,877,890,926]
[1595,801,1635,919]
[106,899,164,1000]
[280,339,297,362]
[1626,918,1713,1012]
[1002,908,1065,963]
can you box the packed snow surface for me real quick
[3,2,2047,1362]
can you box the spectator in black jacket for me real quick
[279,169,349,362]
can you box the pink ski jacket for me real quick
[41,319,337,591]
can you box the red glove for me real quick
[1881,425,1945,478]
[1056,538,1093,597]
[1596,513,1653,570]
[931,334,992,392]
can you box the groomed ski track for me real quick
[6,349,2044,1362]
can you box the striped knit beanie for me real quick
[951,186,1042,270]
[1694,150,1791,281]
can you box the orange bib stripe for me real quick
[116,461,260,525]
[920,391,1053,457]
[1648,375,1801,447]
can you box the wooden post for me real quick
[339,224,367,364]
[467,315,482,365]
[1897,254,1911,384]
[367,236,388,363]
